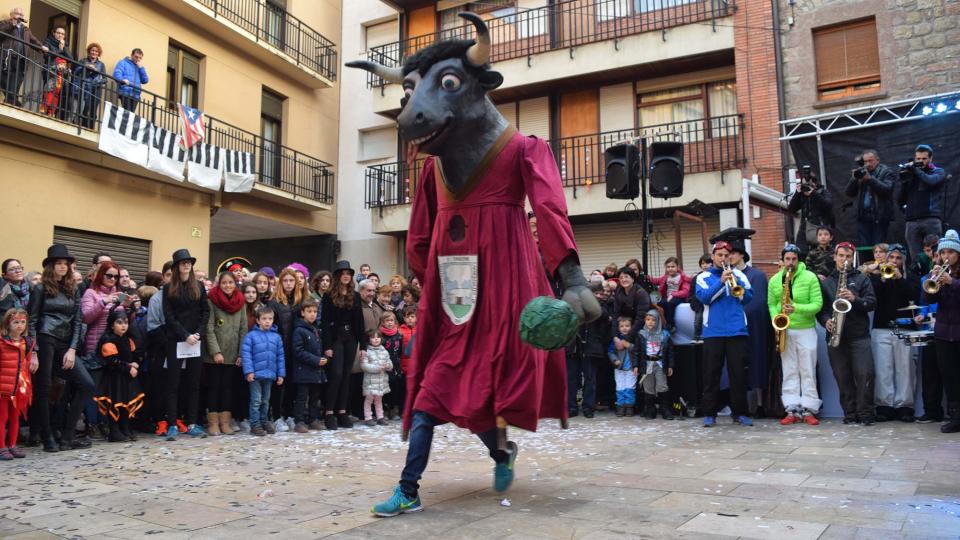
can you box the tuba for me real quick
[773,268,793,353]
[923,266,951,294]
[724,264,744,299]
[828,261,853,348]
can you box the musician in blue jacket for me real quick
[695,241,753,428]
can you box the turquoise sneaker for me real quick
[186,424,208,438]
[165,425,178,441]
[494,441,518,493]
[371,486,423,517]
[734,415,753,426]
[703,416,716,428]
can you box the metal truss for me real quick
[780,90,960,141]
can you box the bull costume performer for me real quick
[347,13,600,517]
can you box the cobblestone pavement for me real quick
[1,415,958,539]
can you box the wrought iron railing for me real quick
[365,0,733,88]
[0,31,333,203]
[363,113,743,209]
[196,0,337,80]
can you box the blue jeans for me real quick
[249,379,273,427]
[399,411,507,497]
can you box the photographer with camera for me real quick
[788,166,835,254]
[846,150,897,247]
[898,144,947,264]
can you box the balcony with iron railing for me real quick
[364,113,744,210]
[0,31,333,206]
[364,0,734,88]
[158,0,337,87]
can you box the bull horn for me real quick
[460,12,490,67]
[344,59,404,84]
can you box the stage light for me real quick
[922,105,933,115]
[936,102,948,113]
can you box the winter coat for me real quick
[611,286,651,342]
[361,301,384,334]
[0,279,30,312]
[163,282,209,343]
[635,329,673,373]
[203,299,247,365]
[871,272,919,328]
[845,164,897,224]
[381,327,402,371]
[694,266,754,338]
[0,20,44,54]
[241,326,285,380]
[291,318,327,384]
[361,345,392,396]
[804,245,834,278]
[28,283,83,348]
[788,186,835,229]
[583,298,612,358]
[649,272,691,302]
[112,56,148,99]
[399,323,415,373]
[925,267,960,341]
[898,163,948,221]
[0,334,32,398]
[323,295,369,349]
[146,290,165,332]
[767,263,823,330]
[81,285,124,354]
[607,332,635,371]
[817,268,876,342]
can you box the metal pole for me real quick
[816,131,828,188]
[641,137,649,273]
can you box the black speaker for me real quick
[605,143,640,200]
[649,141,684,199]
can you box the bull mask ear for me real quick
[479,70,503,90]
[345,60,404,84]
[459,12,490,67]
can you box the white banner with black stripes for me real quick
[146,126,187,181]
[223,149,256,193]
[186,142,223,191]
[98,101,151,168]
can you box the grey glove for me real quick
[556,255,602,323]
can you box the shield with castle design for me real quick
[438,255,478,325]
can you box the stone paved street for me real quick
[1,415,959,539]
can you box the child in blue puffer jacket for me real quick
[241,306,285,437]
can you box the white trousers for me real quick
[781,327,822,413]
[871,328,916,408]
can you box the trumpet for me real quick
[879,264,897,279]
[923,266,951,294]
[724,264,744,299]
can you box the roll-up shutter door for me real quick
[359,126,398,162]
[496,101,517,127]
[39,0,82,17]
[518,97,550,140]
[53,227,152,283]
[574,216,719,276]
[365,20,399,50]
[599,83,634,133]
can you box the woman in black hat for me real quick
[160,249,209,441]
[321,261,367,430]
[27,244,96,452]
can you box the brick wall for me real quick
[735,0,787,274]
[779,0,960,117]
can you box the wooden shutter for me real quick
[53,227,152,283]
[814,19,880,91]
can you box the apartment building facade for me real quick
[0,0,340,278]
[339,0,788,277]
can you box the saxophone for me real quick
[828,261,853,348]
[773,268,793,353]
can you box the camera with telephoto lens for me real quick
[799,165,816,194]
[853,156,866,179]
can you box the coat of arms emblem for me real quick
[438,255,478,325]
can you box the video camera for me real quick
[798,165,818,194]
[853,156,866,180]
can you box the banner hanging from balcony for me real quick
[146,126,187,181]
[186,142,223,190]
[98,101,151,168]
[223,150,255,193]
[178,104,206,149]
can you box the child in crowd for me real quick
[804,226,835,280]
[399,285,420,312]
[291,298,327,433]
[608,317,637,417]
[242,282,262,331]
[603,263,619,281]
[399,306,417,375]
[916,234,941,276]
[635,309,674,420]
[361,329,392,426]
[376,285,395,313]
[241,306,285,437]
[689,254,712,343]
[379,311,404,419]
[93,311,145,442]
[0,308,34,460]
[650,257,690,328]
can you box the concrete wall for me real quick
[337,0,401,276]
[778,0,960,117]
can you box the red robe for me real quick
[404,128,578,436]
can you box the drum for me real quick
[898,330,934,347]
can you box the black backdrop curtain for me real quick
[789,114,960,249]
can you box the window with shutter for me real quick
[813,18,881,101]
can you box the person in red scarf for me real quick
[202,272,247,435]
[41,57,69,117]
[379,311,403,420]
[0,308,35,460]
